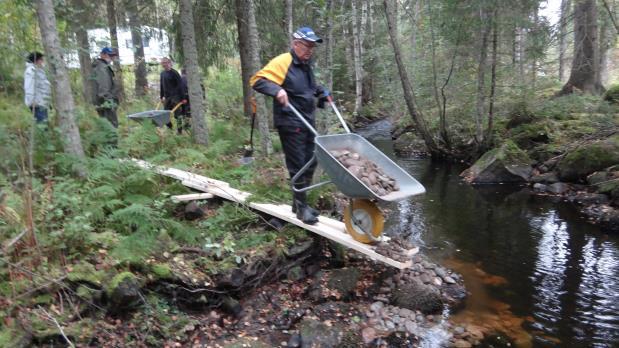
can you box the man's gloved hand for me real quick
[317,87,330,109]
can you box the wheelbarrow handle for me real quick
[326,96,351,134]
[287,103,319,137]
[170,101,185,114]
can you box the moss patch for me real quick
[558,135,619,181]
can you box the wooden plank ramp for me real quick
[171,193,214,202]
[131,159,415,269]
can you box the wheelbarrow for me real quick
[127,101,185,127]
[287,99,426,244]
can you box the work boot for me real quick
[292,199,320,217]
[291,183,319,217]
[294,199,318,225]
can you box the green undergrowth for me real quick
[0,77,332,345]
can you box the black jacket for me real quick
[251,50,324,128]
[160,69,184,101]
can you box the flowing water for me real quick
[356,121,619,347]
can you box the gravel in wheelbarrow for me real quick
[330,148,400,196]
[127,110,171,127]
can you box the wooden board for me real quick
[171,193,214,202]
[131,159,415,269]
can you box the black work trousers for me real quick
[277,125,317,202]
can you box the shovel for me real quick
[240,97,257,165]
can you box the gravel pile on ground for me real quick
[330,148,399,196]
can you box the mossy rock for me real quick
[509,122,550,150]
[107,272,141,314]
[391,280,443,314]
[151,263,174,281]
[603,84,619,104]
[558,135,619,181]
[461,141,532,183]
[67,262,106,286]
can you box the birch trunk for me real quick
[383,0,438,155]
[559,0,571,82]
[179,0,209,145]
[127,0,148,97]
[106,0,125,101]
[35,0,86,173]
[560,0,604,94]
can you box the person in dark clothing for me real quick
[251,27,329,225]
[159,57,187,133]
[92,47,120,128]
[179,68,192,132]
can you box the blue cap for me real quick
[101,47,117,56]
[292,27,323,43]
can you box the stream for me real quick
[357,120,619,347]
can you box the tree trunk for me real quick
[475,8,491,143]
[560,0,604,95]
[74,27,93,103]
[325,0,334,91]
[559,0,572,82]
[484,13,498,149]
[106,0,125,101]
[351,0,363,115]
[179,0,208,146]
[236,0,273,155]
[342,0,354,85]
[236,0,253,121]
[69,0,93,103]
[598,5,615,85]
[383,0,438,154]
[36,0,86,173]
[284,0,293,37]
[248,0,273,156]
[127,0,148,97]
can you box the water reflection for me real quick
[385,156,619,346]
[361,127,619,346]
[530,212,569,341]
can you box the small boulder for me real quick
[547,182,570,194]
[299,318,343,347]
[571,192,609,205]
[531,172,559,184]
[326,268,360,300]
[391,280,443,314]
[557,135,619,181]
[461,141,532,183]
[107,272,141,315]
[533,183,548,192]
[184,201,205,220]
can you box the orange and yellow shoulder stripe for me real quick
[250,52,293,87]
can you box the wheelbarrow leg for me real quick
[291,154,331,193]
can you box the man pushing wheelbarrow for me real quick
[251,27,330,225]
[251,27,425,243]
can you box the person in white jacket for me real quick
[24,52,52,123]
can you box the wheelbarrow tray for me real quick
[315,133,425,202]
[127,110,171,127]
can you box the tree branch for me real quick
[602,0,619,34]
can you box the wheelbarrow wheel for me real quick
[344,199,384,244]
